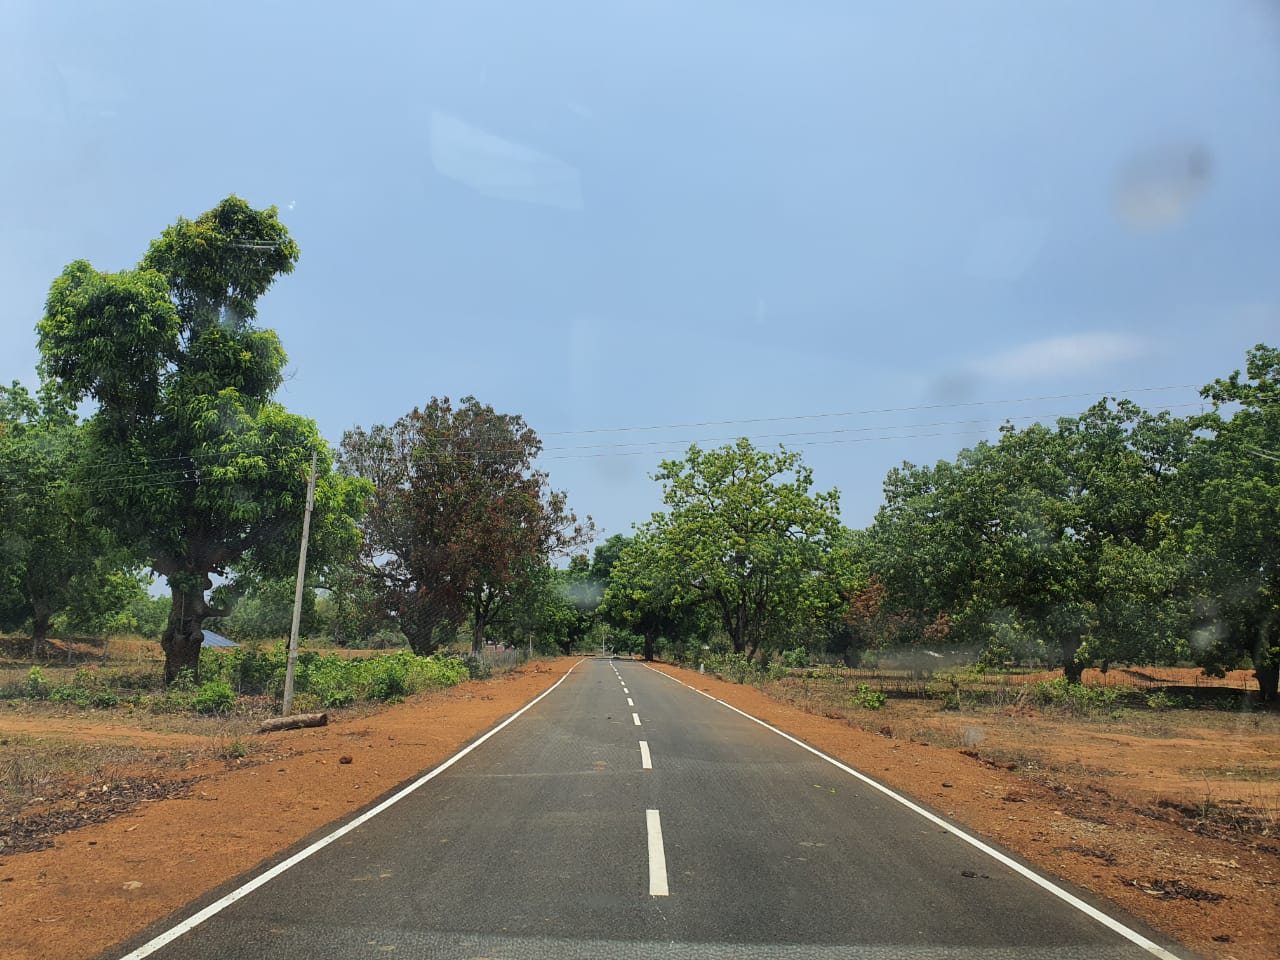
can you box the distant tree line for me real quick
[2,195,1275,700]
[0,197,589,680]
[579,345,1278,701]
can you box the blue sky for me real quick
[2,1,1278,544]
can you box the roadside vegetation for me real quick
[0,194,1275,872]
[2,194,1275,704]
[2,647,471,718]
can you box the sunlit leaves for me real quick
[626,439,841,659]
[35,197,363,681]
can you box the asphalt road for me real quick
[112,659,1190,960]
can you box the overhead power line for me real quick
[538,383,1201,437]
[0,384,1210,500]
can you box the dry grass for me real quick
[0,736,174,816]
[759,672,1280,847]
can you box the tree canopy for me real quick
[0,382,118,654]
[339,396,593,655]
[622,440,842,661]
[36,197,367,680]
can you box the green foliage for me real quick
[1029,677,1123,715]
[197,647,469,705]
[7,647,468,713]
[607,441,841,663]
[871,396,1195,682]
[1180,344,1280,700]
[21,666,49,699]
[207,577,318,643]
[1145,690,1193,710]
[0,382,121,651]
[43,668,121,708]
[780,647,810,669]
[851,683,887,710]
[57,565,152,636]
[36,196,368,683]
[706,652,763,684]
[193,680,236,714]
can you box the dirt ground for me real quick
[0,661,566,960]
[650,662,1279,960]
[2,658,1275,960]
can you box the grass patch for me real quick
[0,648,474,717]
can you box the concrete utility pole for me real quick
[282,450,318,716]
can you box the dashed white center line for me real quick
[632,712,641,726]
[623,687,629,694]
[626,697,634,706]
[639,740,652,770]
[646,809,669,896]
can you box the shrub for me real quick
[708,652,761,684]
[780,648,810,669]
[851,683,887,710]
[463,655,493,681]
[1145,690,1192,710]
[193,680,236,714]
[21,666,49,699]
[194,647,469,707]
[1031,677,1122,715]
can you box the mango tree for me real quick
[0,382,116,656]
[37,197,367,681]
[1181,344,1280,700]
[631,441,841,661]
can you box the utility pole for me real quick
[282,450,318,716]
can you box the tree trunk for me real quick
[1255,663,1278,703]
[257,712,328,733]
[471,609,487,655]
[643,631,656,662]
[727,604,748,655]
[1253,624,1278,703]
[1061,635,1085,685]
[161,583,209,684]
[30,604,50,660]
[401,608,441,656]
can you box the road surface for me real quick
[113,658,1190,959]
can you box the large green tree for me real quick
[339,396,592,655]
[0,382,114,655]
[872,399,1192,681]
[37,197,367,681]
[601,532,702,661]
[630,441,842,660]
[1181,344,1280,700]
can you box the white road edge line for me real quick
[632,712,642,726]
[117,660,586,960]
[639,740,653,770]
[641,664,1184,960]
[646,809,669,896]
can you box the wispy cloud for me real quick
[429,110,583,211]
[969,332,1148,380]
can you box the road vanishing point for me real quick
[112,658,1191,960]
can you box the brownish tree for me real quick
[338,397,592,655]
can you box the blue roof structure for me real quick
[201,629,237,648]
